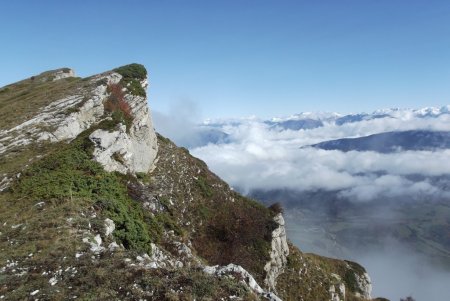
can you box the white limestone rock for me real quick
[134,243,179,269]
[52,68,75,81]
[89,79,158,174]
[82,234,104,254]
[172,241,202,266]
[264,213,289,292]
[0,67,158,190]
[329,283,346,301]
[108,242,120,251]
[0,177,12,192]
[0,73,117,156]
[354,271,372,299]
[104,218,115,237]
[204,263,282,301]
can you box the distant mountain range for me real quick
[193,106,450,148]
[203,106,449,127]
[309,130,450,153]
[264,106,450,130]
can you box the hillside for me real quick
[1,64,375,300]
[310,130,450,153]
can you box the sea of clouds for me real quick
[185,114,450,202]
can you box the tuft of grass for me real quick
[196,176,213,198]
[135,172,151,184]
[112,151,126,165]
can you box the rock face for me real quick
[51,73,122,141]
[89,80,158,174]
[354,271,372,299]
[52,68,76,81]
[0,66,158,178]
[204,263,282,301]
[264,213,289,292]
[329,283,346,301]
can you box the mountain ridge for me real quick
[309,130,450,153]
[0,64,375,301]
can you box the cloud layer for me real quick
[190,118,450,201]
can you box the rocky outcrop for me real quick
[329,282,346,301]
[52,68,76,81]
[0,72,111,153]
[89,81,158,174]
[264,213,289,292]
[51,73,121,141]
[354,271,372,299]
[205,263,282,301]
[0,66,158,178]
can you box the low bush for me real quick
[268,202,283,214]
[104,83,133,131]
[12,134,152,254]
[113,64,147,97]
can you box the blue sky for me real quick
[1,0,450,119]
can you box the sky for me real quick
[1,1,450,118]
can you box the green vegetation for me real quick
[277,245,333,301]
[135,171,151,184]
[195,194,276,279]
[11,133,153,253]
[276,243,369,301]
[153,135,278,283]
[195,176,213,198]
[129,267,256,300]
[113,63,147,97]
[268,202,284,214]
[0,141,59,184]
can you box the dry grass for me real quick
[0,70,88,130]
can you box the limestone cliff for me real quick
[0,64,157,192]
[264,213,289,292]
[0,64,376,301]
[88,73,158,174]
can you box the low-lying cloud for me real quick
[189,119,450,201]
[356,242,450,301]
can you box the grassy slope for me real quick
[0,70,92,181]
[142,134,278,284]
[0,68,259,300]
[0,125,257,301]
[0,69,84,130]
[149,135,372,300]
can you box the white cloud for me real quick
[190,118,450,201]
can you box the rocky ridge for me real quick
[0,64,375,300]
